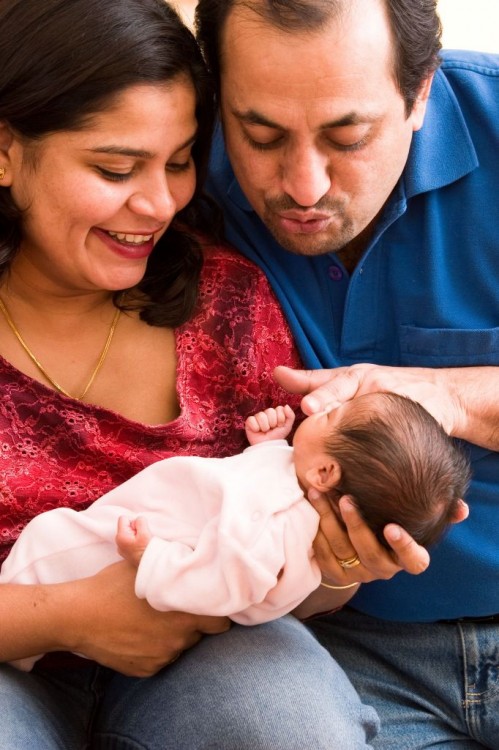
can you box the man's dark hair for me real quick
[0,0,218,327]
[324,393,471,549]
[196,0,442,114]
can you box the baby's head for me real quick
[292,392,471,549]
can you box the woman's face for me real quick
[7,79,197,293]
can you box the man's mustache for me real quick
[265,195,345,213]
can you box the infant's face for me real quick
[292,402,350,484]
[295,391,386,454]
[293,402,347,446]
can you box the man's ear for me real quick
[411,73,434,132]
[0,122,16,186]
[305,459,341,492]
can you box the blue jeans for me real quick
[308,607,499,749]
[0,616,378,749]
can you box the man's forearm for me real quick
[439,366,499,449]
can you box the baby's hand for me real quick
[116,515,153,568]
[245,404,295,445]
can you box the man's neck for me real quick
[335,222,375,274]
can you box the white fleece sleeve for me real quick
[134,443,320,623]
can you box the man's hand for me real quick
[276,362,499,450]
[274,363,466,436]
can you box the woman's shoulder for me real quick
[196,242,282,318]
[200,242,268,282]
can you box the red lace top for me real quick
[0,246,302,563]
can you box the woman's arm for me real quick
[0,561,230,676]
[292,491,449,620]
[292,581,360,621]
[292,491,432,619]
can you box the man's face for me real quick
[220,0,431,256]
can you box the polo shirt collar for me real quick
[403,67,478,197]
[227,168,253,212]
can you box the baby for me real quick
[1,392,470,670]
[288,391,471,550]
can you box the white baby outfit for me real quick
[1,441,320,670]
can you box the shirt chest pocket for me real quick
[400,326,499,367]
[400,325,499,465]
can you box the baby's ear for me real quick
[306,459,341,492]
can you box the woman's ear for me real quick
[0,122,16,186]
[305,459,341,492]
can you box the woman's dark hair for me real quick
[195,0,442,114]
[0,0,218,326]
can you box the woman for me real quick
[0,0,378,748]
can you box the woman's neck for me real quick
[0,267,117,324]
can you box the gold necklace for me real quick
[0,296,121,400]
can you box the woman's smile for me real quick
[93,228,158,261]
[8,81,197,293]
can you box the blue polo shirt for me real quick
[207,50,499,621]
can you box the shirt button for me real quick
[328,265,343,281]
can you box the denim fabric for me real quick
[0,660,100,749]
[0,616,379,749]
[309,608,499,749]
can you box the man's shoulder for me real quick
[412,48,498,190]
[438,50,499,101]
[436,50,499,112]
[435,49,499,144]
[439,49,499,76]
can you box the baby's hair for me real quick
[325,393,471,549]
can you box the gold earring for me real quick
[0,167,5,180]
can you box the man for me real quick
[196,0,499,746]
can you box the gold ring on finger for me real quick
[337,554,361,569]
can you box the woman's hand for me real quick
[61,561,231,677]
[310,489,468,586]
[310,491,430,584]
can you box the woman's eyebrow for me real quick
[86,134,197,159]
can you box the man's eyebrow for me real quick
[232,108,377,129]
[323,112,378,127]
[86,135,197,159]
[232,109,282,129]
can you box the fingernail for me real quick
[304,396,321,414]
[339,496,353,511]
[387,525,402,541]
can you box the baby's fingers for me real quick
[117,515,136,541]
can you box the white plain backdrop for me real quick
[174,1,499,53]
[438,0,498,52]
